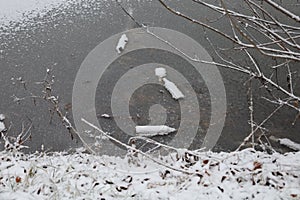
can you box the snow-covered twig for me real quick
[81,118,195,175]
[1,147,300,199]
[157,0,300,147]
[247,79,255,147]
[264,0,300,22]
[1,122,32,152]
[236,104,284,151]
[159,0,300,61]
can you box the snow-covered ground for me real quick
[0,148,299,199]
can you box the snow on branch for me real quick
[157,1,300,142]
[264,0,300,22]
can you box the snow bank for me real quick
[0,149,299,199]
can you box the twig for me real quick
[81,118,196,175]
[263,0,300,22]
[236,104,283,151]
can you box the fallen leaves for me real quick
[15,176,21,183]
[253,161,262,170]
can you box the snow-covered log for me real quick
[136,125,176,136]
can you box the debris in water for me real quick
[155,67,167,79]
[155,67,184,100]
[162,78,184,100]
[136,125,176,137]
[100,114,111,119]
[116,34,128,54]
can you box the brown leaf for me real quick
[203,160,209,165]
[253,161,262,170]
[293,100,299,108]
[15,176,21,183]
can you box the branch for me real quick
[81,118,197,175]
[263,0,300,22]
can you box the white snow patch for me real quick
[270,136,300,151]
[0,122,5,132]
[136,125,176,136]
[0,114,5,132]
[100,114,111,118]
[0,0,66,25]
[278,138,300,151]
[155,67,167,78]
[128,6,133,16]
[0,114,5,121]
[116,34,128,54]
[162,77,184,100]
[155,67,184,100]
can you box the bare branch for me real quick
[263,0,300,22]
